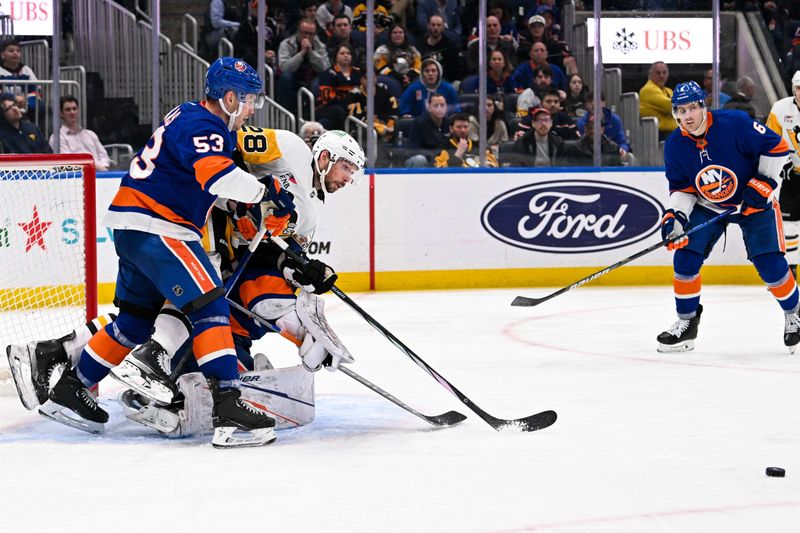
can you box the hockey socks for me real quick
[752,252,799,313]
[76,313,152,387]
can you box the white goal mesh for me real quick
[0,155,96,394]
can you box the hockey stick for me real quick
[511,207,737,307]
[224,225,269,298]
[270,235,557,432]
[224,297,467,428]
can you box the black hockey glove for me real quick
[283,255,338,295]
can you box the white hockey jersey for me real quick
[235,126,323,245]
[766,96,800,171]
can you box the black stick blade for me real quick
[492,410,557,432]
[511,296,543,307]
[424,410,468,427]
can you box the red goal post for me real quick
[0,154,97,388]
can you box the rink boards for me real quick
[68,167,762,300]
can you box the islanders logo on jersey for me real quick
[694,165,738,203]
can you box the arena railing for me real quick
[218,38,234,60]
[254,95,296,132]
[20,40,49,82]
[181,14,199,54]
[58,65,88,128]
[297,87,315,125]
[135,19,172,126]
[73,0,139,117]
[344,115,368,147]
[169,44,209,118]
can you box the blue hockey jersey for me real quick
[104,102,239,240]
[664,109,790,210]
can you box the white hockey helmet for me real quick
[792,70,800,89]
[312,130,366,184]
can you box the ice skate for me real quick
[657,305,703,353]
[6,336,70,410]
[39,366,107,434]
[784,311,800,354]
[209,377,276,449]
[109,339,179,406]
[119,389,182,435]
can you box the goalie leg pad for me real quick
[296,290,354,371]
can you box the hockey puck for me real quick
[766,467,786,477]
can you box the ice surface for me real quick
[1,286,799,532]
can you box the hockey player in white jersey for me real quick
[766,70,800,278]
[6,129,365,438]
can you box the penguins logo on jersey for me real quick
[695,165,738,203]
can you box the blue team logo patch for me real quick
[480,181,663,253]
[694,164,738,203]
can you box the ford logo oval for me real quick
[480,180,664,253]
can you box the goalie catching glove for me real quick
[661,209,689,251]
[740,176,777,216]
[234,177,295,241]
[282,254,338,295]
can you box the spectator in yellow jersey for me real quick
[639,61,677,139]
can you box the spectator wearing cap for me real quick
[639,61,677,139]
[49,96,111,170]
[515,86,577,140]
[511,41,567,94]
[510,107,563,167]
[517,14,575,74]
[576,92,630,156]
[0,93,50,154]
[0,38,39,117]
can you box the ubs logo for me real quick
[694,164,738,203]
[480,181,663,253]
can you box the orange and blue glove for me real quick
[740,176,777,216]
[235,177,296,241]
[661,209,689,251]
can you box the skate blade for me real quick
[109,360,175,406]
[788,343,798,355]
[211,426,276,449]
[6,344,39,410]
[38,399,105,434]
[124,404,181,435]
[657,340,695,353]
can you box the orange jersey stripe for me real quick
[193,326,235,360]
[769,275,796,300]
[194,155,234,190]
[674,275,701,296]
[775,203,787,253]
[769,137,790,154]
[112,187,201,233]
[161,237,217,293]
[87,329,131,366]
[239,275,294,309]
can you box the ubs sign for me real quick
[586,17,712,64]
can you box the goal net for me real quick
[0,154,97,394]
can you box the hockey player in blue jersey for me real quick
[38,57,294,448]
[657,80,797,354]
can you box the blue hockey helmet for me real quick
[205,57,263,104]
[671,81,705,107]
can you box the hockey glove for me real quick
[740,176,777,216]
[261,177,295,236]
[661,209,689,251]
[282,255,338,295]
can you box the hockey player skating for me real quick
[7,128,366,440]
[766,70,800,279]
[32,57,295,448]
[657,80,797,353]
